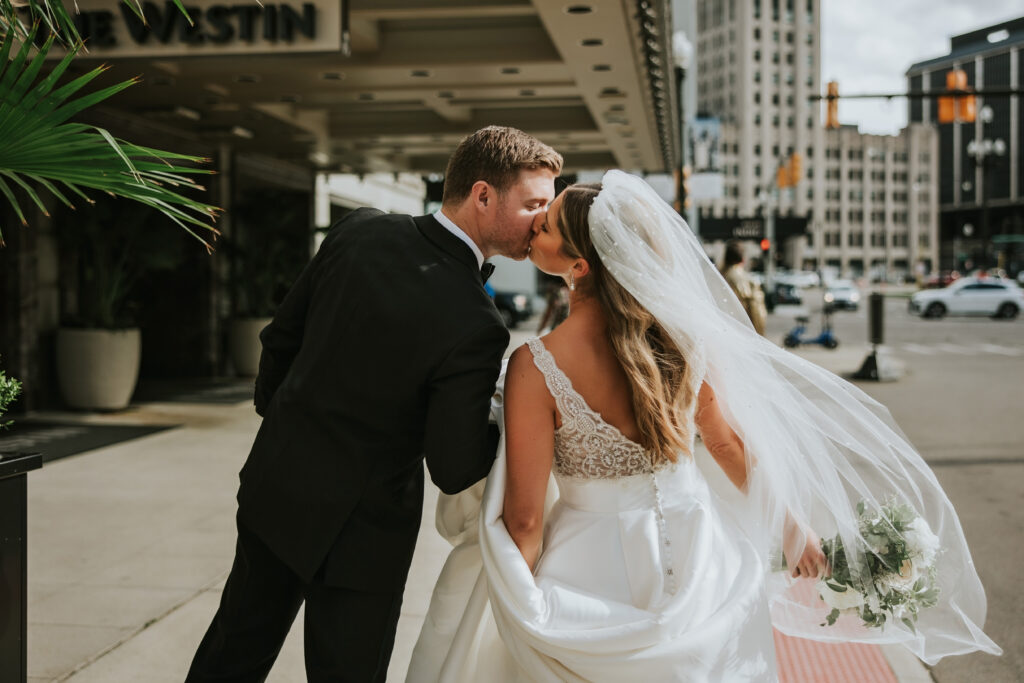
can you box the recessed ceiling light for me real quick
[566,5,593,14]
[599,87,624,97]
[234,74,260,84]
[411,69,431,77]
[321,72,345,80]
[581,38,603,47]
[500,67,520,75]
[437,91,455,99]
[231,126,254,139]
[519,89,536,96]
[592,64,612,72]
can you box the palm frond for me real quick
[0,26,219,247]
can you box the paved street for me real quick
[766,287,1024,683]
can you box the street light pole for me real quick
[966,105,1006,270]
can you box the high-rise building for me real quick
[906,17,1023,276]
[693,0,939,280]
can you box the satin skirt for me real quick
[407,452,777,682]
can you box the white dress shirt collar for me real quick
[433,209,484,269]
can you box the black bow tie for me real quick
[480,262,495,284]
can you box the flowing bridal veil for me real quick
[408,171,1000,681]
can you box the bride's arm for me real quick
[696,381,827,577]
[502,345,556,571]
[694,382,749,491]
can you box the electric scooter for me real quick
[783,304,839,349]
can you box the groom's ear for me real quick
[470,181,492,210]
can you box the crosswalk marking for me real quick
[899,343,1023,357]
[901,343,935,355]
[936,343,973,354]
[979,344,1024,356]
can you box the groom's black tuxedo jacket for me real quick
[237,208,508,591]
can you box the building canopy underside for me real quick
[69,0,679,175]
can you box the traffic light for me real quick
[825,81,839,129]
[673,165,692,213]
[937,69,975,124]
[760,238,771,252]
[776,164,789,189]
[681,165,691,210]
[788,152,802,185]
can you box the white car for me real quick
[909,277,1023,319]
[824,280,860,310]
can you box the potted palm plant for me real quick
[54,199,186,409]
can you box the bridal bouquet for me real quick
[817,500,941,631]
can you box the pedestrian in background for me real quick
[720,239,767,335]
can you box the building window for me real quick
[754,144,762,155]
[786,116,794,127]
[755,71,762,83]
[772,93,779,105]
[849,232,863,247]
[786,52,794,65]
[773,52,780,64]
[786,31,794,44]
[754,0,761,19]
[755,164,762,176]
[772,114,780,127]
[754,27,761,40]
[754,92,761,103]
[755,113,762,125]
[754,49,761,62]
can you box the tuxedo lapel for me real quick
[414,214,481,278]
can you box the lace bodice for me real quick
[526,337,669,480]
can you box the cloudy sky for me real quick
[821,0,1021,135]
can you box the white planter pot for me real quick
[229,317,272,377]
[56,328,141,411]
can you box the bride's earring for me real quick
[567,271,576,291]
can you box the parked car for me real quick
[774,270,820,288]
[909,277,1023,319]
[765,281,801,311]
[923,270,961,289]
[823,280,861,311]
[493,290,534,328]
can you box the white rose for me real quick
[817,579,865,611]
[904,518,940,566]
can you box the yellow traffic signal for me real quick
[938,69,975,124]
[789,152,802,185]
[776,164,790,189]
[825,81,839,129]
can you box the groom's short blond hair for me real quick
[441,126,562,206]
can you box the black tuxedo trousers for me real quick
[187,209,508,681]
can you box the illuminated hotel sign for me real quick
[69,1,342,56]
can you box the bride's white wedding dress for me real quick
[407,337,777,682]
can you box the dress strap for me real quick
[525,337,584,429]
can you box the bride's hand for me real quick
[783,516,828,579]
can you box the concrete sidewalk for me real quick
[23,333,930,682]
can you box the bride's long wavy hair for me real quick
[557,183,695,465]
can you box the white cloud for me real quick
[822,0,1021,135]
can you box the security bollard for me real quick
[868,292,884,346]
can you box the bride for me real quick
[407,171,1000,682]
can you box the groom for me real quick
[186,127,561,682]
